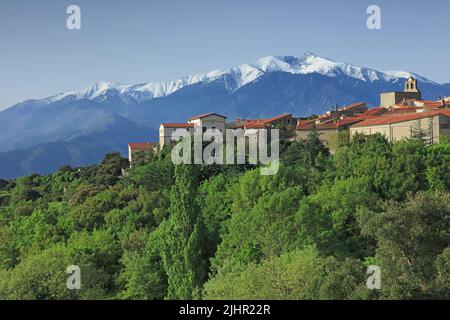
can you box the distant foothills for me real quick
[1,53,450,179]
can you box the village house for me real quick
[348,78,450,143]
[380,76,423,108]
[296,117,366,151]
[231,113,295,129]
[230,113,296,140]
[295,78,450,150]
[349,109,450,143]
[296,102,368,151]
[159,113,227,148]
[226,113,297,144]
[159,123,195,147]
[128,77,450,164]
[128,142,156,165]
[129,112,295,165]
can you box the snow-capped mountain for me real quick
[1,52,449,179]
[33,52,439,106]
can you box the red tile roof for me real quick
[129,142,154,150]
[297,121,321,130]
[363,107,388,116]
[351,111,448,128]
[384,107,422,115]
[316,114,335,121]
[245,122,271,129]
[416,100,442,104]
[297,117,365,130]
[397,99,448,108]
[161,123,195,128]
[262,113,292,123]
[240,113,292,129]
[297,119,315,126]
[339,102,366,111]
[421,101,446,108]
[187,112,227,120]
[324,118,366,128]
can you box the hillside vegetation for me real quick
[0,133,449,300]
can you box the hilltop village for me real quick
[128,77,450,164]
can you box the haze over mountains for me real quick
[1,52,449,179]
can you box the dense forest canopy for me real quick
[0,133,449,300]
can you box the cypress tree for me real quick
[160,164,207,299]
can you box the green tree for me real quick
[132,149,156,167]
[305,123,330,164]
[434,247,450,298]
[411,120,432,145]
[118,228,167,300]
[425,140,450,192]
[128,159,174,191]
[296,177,378,258]
[212,186,303,275]
[198,174,235,258]
[159,165,207,299]
[0,243,109,300]
[204,247,367,300]
[358,192,450,299]
[387,139,427,200]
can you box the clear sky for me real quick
[1,0,449,109]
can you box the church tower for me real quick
[380,76,422,107]
[404,76,420,93]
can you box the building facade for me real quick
[129,77,449,165]
[128,142,155,165]
[159,113,227,148]
[349,110,450,143]
[380,77,422,108]
[159,123,195,147]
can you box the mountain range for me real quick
[1,52,449,179]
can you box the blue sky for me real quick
[1,0,449,109]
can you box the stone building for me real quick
[128,142,156,165]
[296,117,365,152]
[295,102,368,152]
[380,77,422,108]
[229,113,296,141]
[349,109,450,143]
[159,113,227,147]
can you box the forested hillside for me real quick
[0,133,449,300]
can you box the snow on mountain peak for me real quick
[79,82,123,98]
[42,52,436,105]
[383,70,435,84]
[235,53,405,83]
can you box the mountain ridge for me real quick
[6,52,443,110]
[1,52,449,179]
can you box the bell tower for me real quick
[404,77,420,93]
[380,76,422,107]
